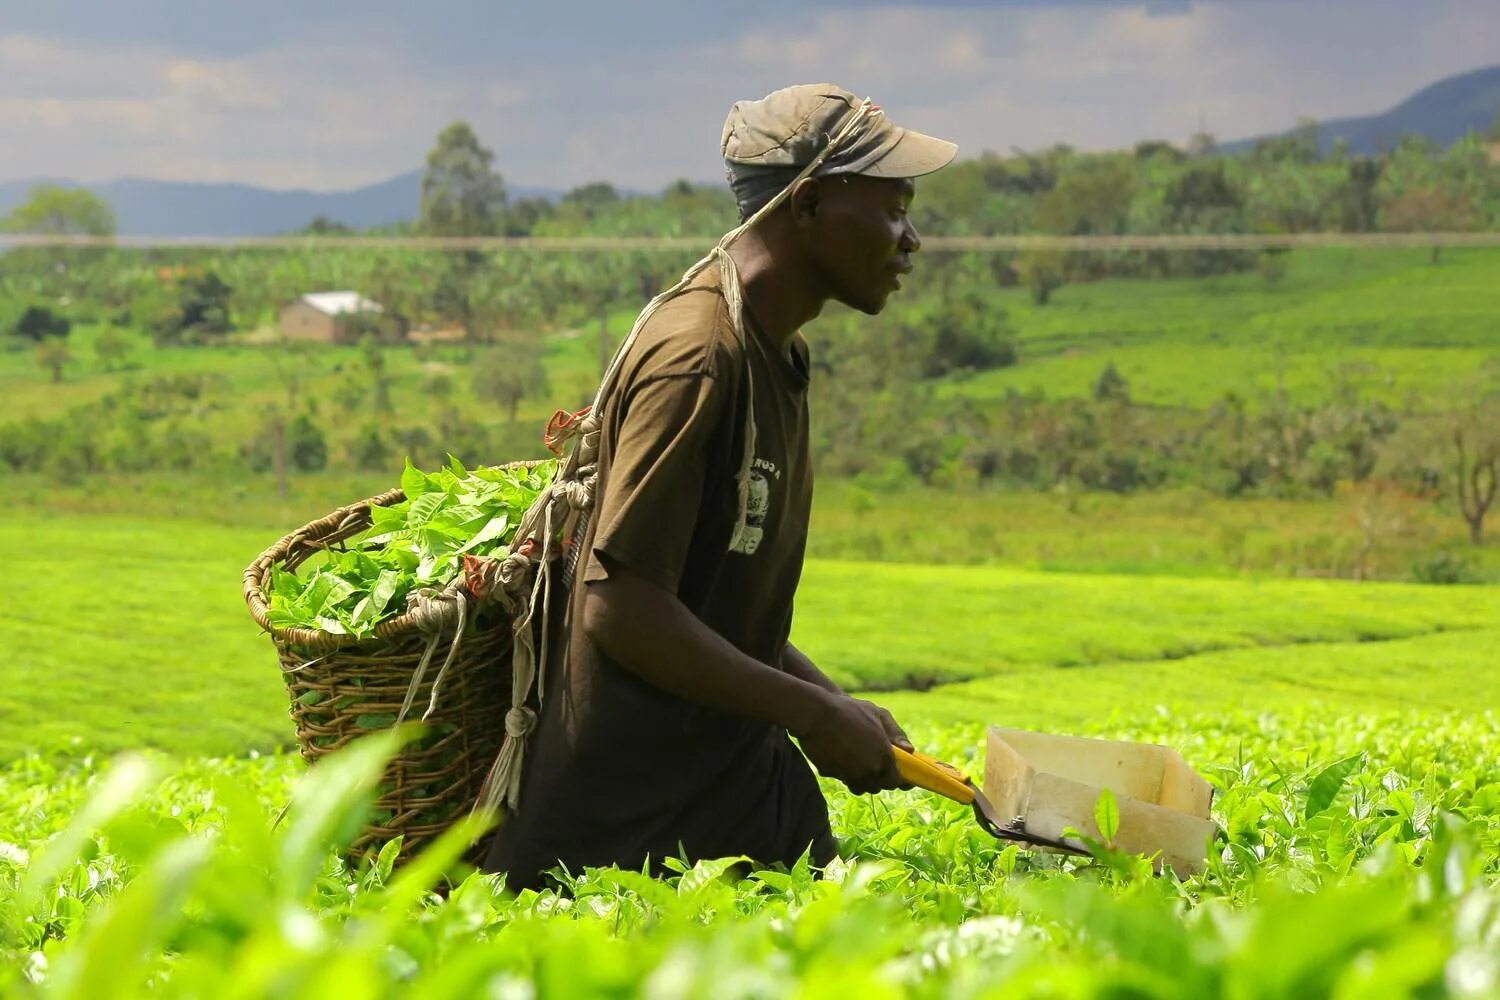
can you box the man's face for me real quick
[803,175,920,316]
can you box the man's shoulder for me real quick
[622,271,741,384]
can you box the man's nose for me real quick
[900,219,921,253]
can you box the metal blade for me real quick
[967,781,1087,856]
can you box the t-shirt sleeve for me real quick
[583,371,729,592]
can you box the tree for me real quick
[1382,187,1471,263]
[1162,162,1250,275]
[1452,421,1498,545]
[471,335,550,424]
[420,122,507,237]
[93,325,131,371]
[12,305,70,342]
[420,122,508,341]
[359,334,395,418]
[1338,157,1382,232]
[1,185,115,236]
[1093,361,1130,403]
[1133,140,1185,164]
[560,182,621,221]
[1251,117,1320,166]
[1017,250,1065,305]
[920,289,1017,376]
[1034,158,1135,237]
[263,335,322,499]
[300,215,353,235]
[178,270,233,338]
[1163,162,1243,229]
[1186,131,1216,159]
[35,337,72,384]
[502,196,555,237]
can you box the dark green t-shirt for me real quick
[483,267,833,889]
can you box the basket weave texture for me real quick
[242,461,547,859]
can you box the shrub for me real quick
[12,304,70,342]
[1409,549,1481,585]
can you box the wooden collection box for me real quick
[982,727,1218,877]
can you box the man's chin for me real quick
[840,289,891,316]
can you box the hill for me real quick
[1223,63,1500,155]
[0,172,564,237]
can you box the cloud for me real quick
[1,1,1497,194]
[0,31,538,188]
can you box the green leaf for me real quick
[407,491,448,528]
[315,615,349,635]
[301,573,335,615]
[45,837,212,1000]
[677,856,748,899]
[270,567,302,599]
[356,713,398,731]
[377,810,495,921]
[348,596,374,628]
[277,726,416,899]
[1094,788,1120,844]
[459,513,510,554]
[401,457,430,497]
[374,836,402,884]
[1305,752,1366,820]
[369,502,411,535]
[369,569,400,617]
[21,754,164,908]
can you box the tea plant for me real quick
[3,705,1497,997]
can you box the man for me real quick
[484,83,957,890]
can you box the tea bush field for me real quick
[1,505,1497,994]
[2,702,1497,996]
[2,459,1497,993]
[3,514,1496,759]
[11,471,1496,581]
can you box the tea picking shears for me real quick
[891,746,1086,855]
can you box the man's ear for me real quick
[788,177,821,225]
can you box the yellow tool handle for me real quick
[892,747,976,805]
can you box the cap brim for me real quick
[858,128,958,178]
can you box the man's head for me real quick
[721,84,957,315]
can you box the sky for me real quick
[2,0,1497,193]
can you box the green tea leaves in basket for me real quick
[264,458,556,638]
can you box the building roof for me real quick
[300,291,383,316]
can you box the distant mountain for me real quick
[1221,63,1500,156]
[0,171,563,237]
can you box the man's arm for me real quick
[780,642,843,695]
[782,642,914,754]
[583,567,907,794]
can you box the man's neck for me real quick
[726,233,825,353]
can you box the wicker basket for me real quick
[242,460,549,861]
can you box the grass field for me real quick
[4,249,1496,440]
[935,248,1500,409]
[8,470,1497,584]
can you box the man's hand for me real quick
[793,693,913,795]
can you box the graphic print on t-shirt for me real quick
[731,456,780,555]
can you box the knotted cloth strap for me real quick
[470,99,887,816]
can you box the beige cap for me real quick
[721,83,957,180]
